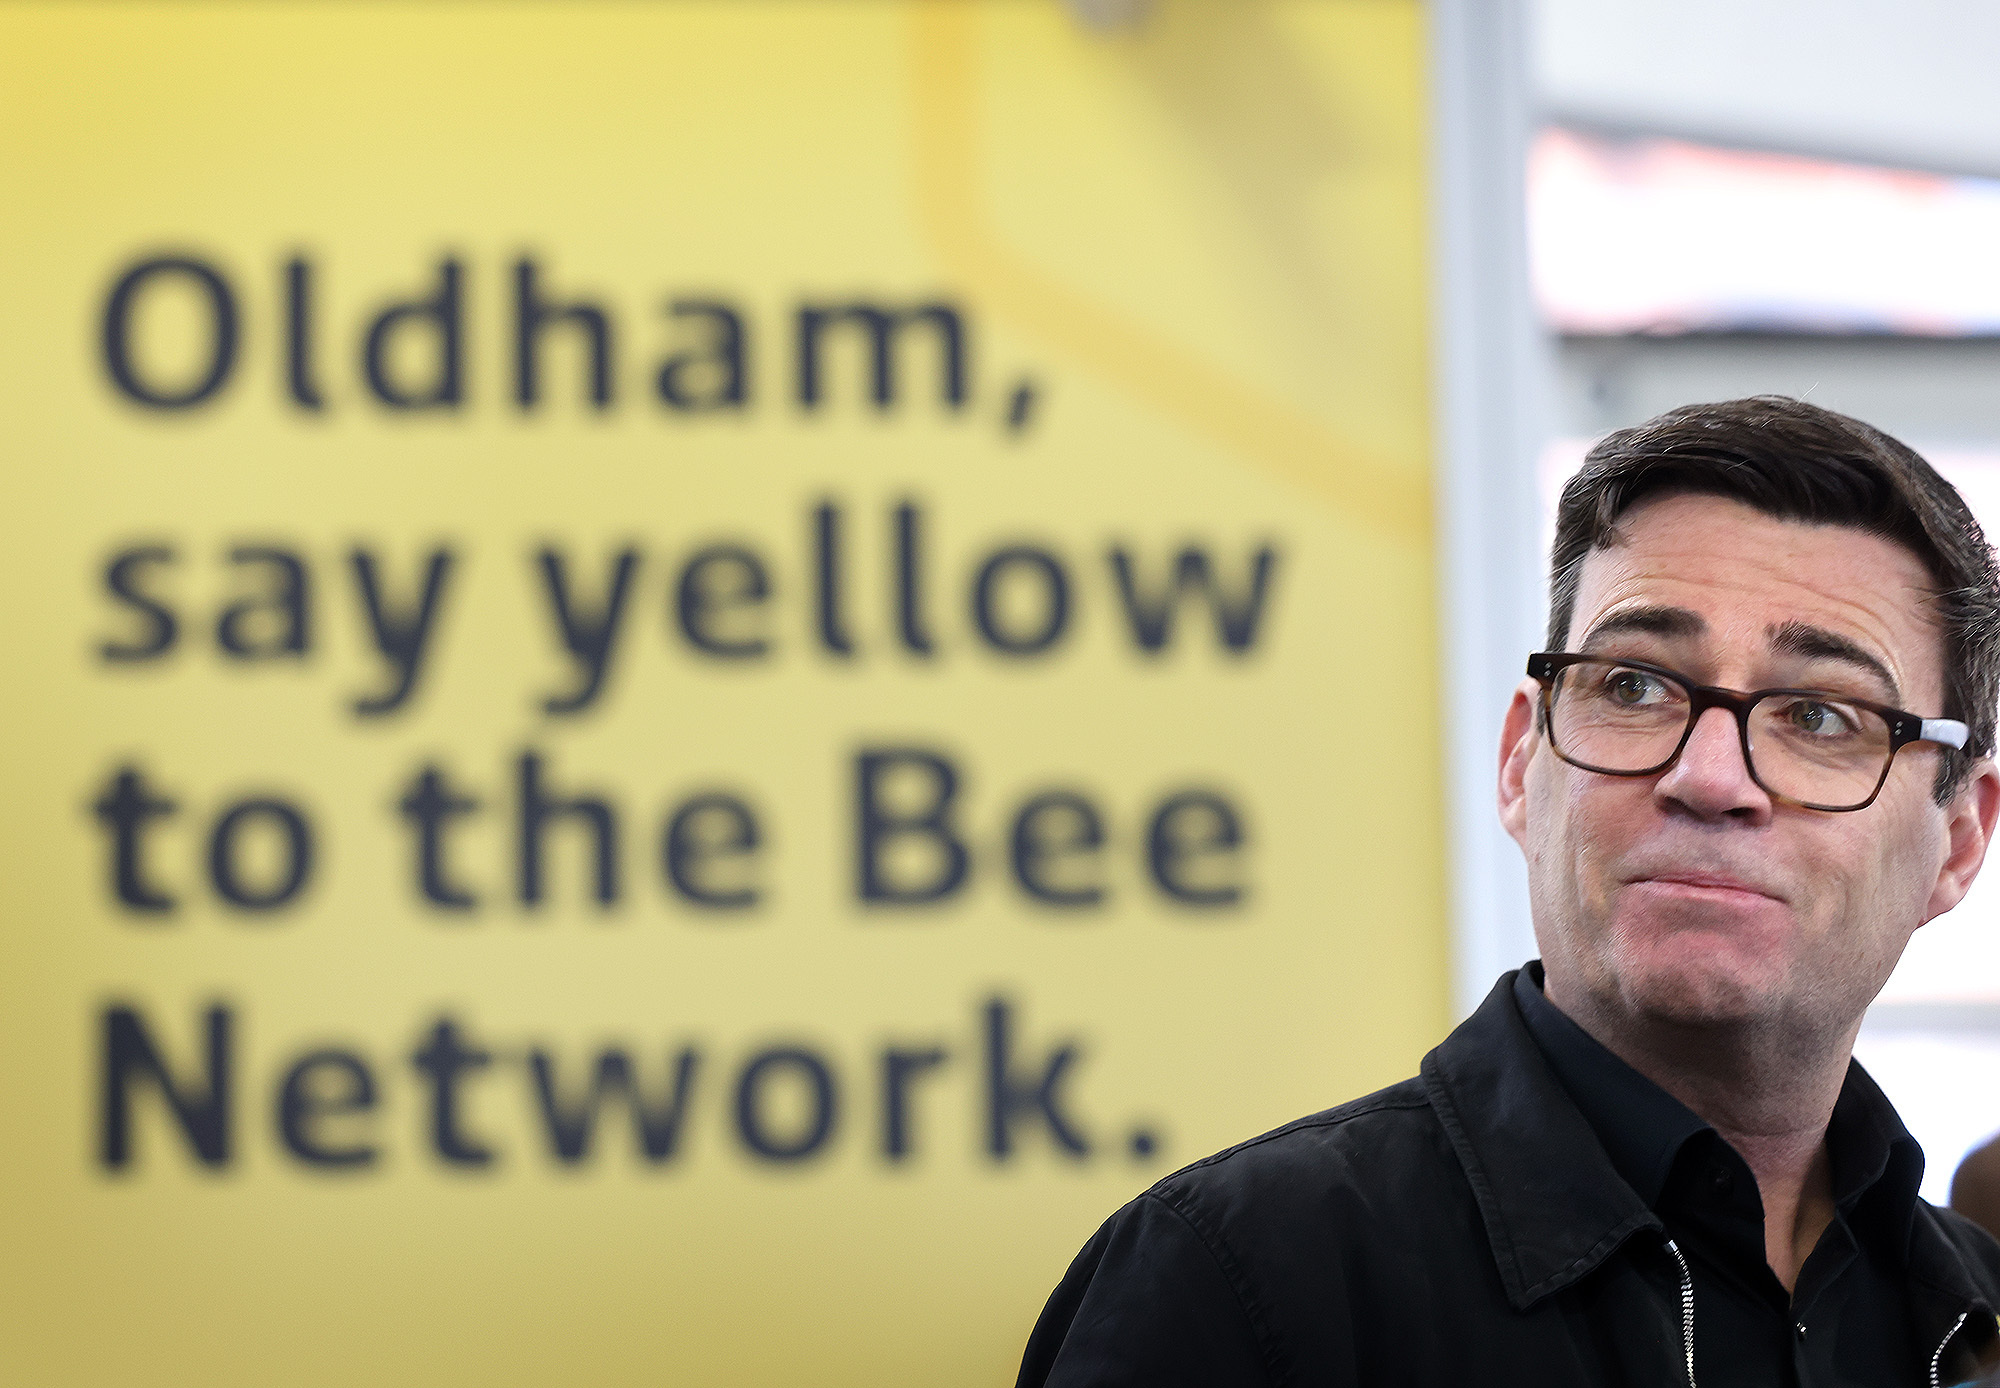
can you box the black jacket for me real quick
[1018,973,2000,1387]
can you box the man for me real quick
[1017,397,2000,1387]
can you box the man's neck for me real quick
[1542,973,1855,1292]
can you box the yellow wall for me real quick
[0,2,1445,1383]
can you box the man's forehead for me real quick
[1567,495,1946,696]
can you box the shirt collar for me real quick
[1513,962,1924,1236]
[1825,1055,1926,1241]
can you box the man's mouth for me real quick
[1627,872,1787,904]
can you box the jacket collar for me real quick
[1420,970,1660,1310]
[1511,963,1710,1210]
[1421,969,1998,1324]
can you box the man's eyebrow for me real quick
[1769,621,1900,700]
[1577,606,1705,649]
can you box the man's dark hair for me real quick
[1547,395,2000,800]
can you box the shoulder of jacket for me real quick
[1142,1075,1437,1208]
[1916,1199,2000,1288]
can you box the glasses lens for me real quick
[1548,660,1692,773]
[1747,694,1893,809]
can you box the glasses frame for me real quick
[1526,652,1970,812]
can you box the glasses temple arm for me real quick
[1920,718,1970,750]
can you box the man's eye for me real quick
[1783,699,1857,737]
[1603,669,1668,704]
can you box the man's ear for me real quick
[1497,680,1544,850]
[1925,758,2000,923]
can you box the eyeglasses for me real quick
[1526,653,1969,812]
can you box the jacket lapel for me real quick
[1419,971,1662,1311]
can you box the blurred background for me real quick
[5,0,2000,1383]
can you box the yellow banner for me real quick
[0,2,1443,1383]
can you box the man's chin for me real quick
[1608,947,1783,1029]
[1598,898,1796,1026]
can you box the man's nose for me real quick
[1653,705,1773,820]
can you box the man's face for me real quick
[1498,491,1998,1038]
